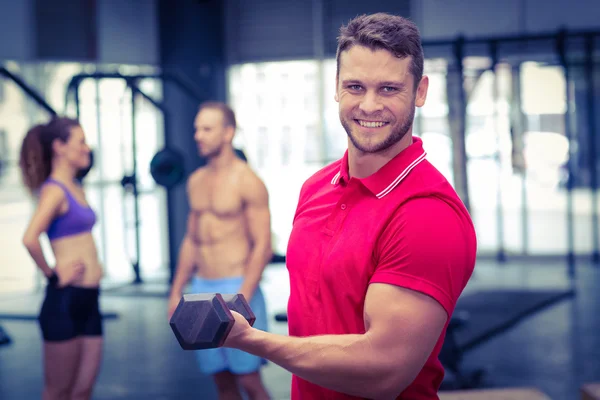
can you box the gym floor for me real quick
[0,260,598,400]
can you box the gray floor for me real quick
[0,260,598,400]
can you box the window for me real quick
[227,60,321,253]
[281,126,292,166]
[226,55,579,257]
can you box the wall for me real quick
[224,0,411,63]
[0,0,159,65]
[412,0,600,41]
[96,0,159,65]
[0,0,35,61]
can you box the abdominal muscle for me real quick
[51,232,104,288]
[192,212,250,280]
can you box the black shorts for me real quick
[38,284,103,342]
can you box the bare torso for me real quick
[188,160,252,279]
[49,181,103,288]
[51,233,104,287]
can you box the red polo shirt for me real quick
[285,136,477,399]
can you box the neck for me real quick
[206,146,236,171]
[50,161,78,183]
[348,133,413,179]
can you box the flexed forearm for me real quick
[235,329,403,399]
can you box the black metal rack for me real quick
[425,29,600,279]
[0,65,59,347]
[63,71,205,285]
[0,66,57,116]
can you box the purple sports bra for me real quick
[44,178,97,241]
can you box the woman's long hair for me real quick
[18,117,80,195]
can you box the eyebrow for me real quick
[342,79,406,89]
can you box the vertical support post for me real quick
[159,106,177,282]
[449,36,471,213]
[74,79,81,120]
[584,34,599,265]
[93,78,108,271]
[490,40,506,263]
[555,29,576,280]
[129,81,143,284]
[313,0,328,162]
[510,64,530,255]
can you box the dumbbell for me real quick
[169,293,255,350]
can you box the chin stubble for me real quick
[342,106,415,153]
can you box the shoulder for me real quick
[377,195,477,285]
[373,195,477,314]
[399,195,459,219]
[389,158,472,226]
[186,168,207,190]
[306,159,341,186]
[39,181,67,201]
[404,159,452,193]
[376,194,477,262]
[238,162,264,186]
[298,159,342,197]
[238,163,268,201]
[34,181,67,211]
[392,195,474,240]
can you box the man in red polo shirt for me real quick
[222,12,477,399]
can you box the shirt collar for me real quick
[331,136,427,199]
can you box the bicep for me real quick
[23,186,65,242]
[185,172,202,237]
[364,283,448,387]
[363,197,476,389]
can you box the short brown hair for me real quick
[18,117,80,195]
[198,101,237,130]
[336,13,424,88]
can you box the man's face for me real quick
[193,108,231,158]
[335,45,428,154]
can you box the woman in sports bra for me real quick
[19,117,104,400]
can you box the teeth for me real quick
[358,120,386,128]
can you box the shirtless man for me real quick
[167,102,273,400]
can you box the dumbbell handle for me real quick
[169,292,256,351]
[220,293,256,327]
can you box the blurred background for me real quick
[0,0,599,399]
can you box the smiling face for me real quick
[335,45,429,155]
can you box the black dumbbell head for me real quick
[169,293,234,350]
[221,294,256,327]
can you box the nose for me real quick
[358,91,384,115]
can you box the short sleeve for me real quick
[370,196,476,317]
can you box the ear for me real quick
[51,138,66,156]
[334,74,340,102]
[415,75,429,108]
[224,125,235,143]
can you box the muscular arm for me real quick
[228,198,475,398]
[170,178,199,297]
[236,284,447,399]
[169,213,198,297]
[238,169,272,301]
[22,185,65,278]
